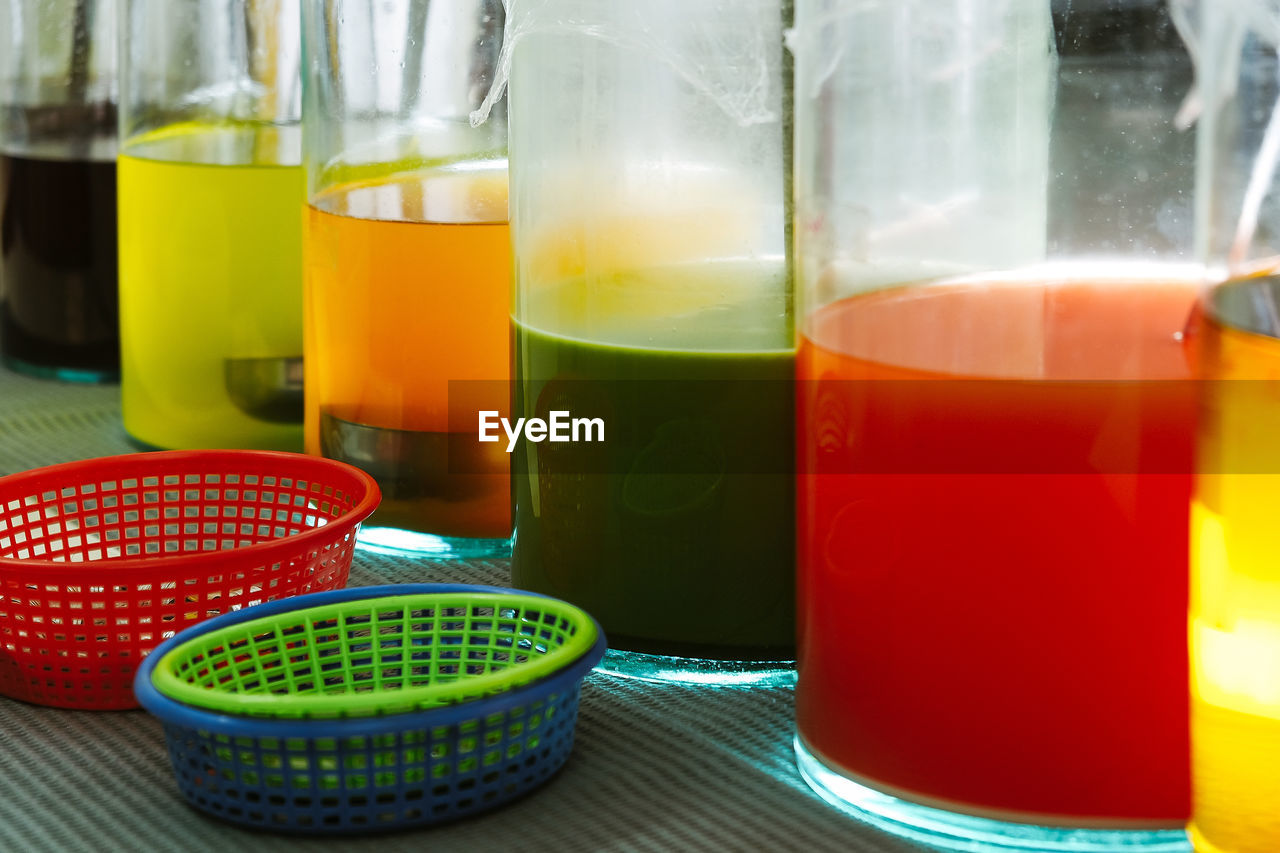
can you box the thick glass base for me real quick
[355,525,513,560]
[794,738,1191,853]
[1186,828,1226,853]
[596,648,796,687]
[3,354,118,384]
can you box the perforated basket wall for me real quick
[135,585,607,834]
[150,591,599,719]
[0,451,380,709]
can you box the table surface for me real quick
[0,368,930,853]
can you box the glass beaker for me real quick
[1190,275,1280,853]
[118,0,304,450]
[301,0,511,558]
[793,0,1199,849]
[0,0,118,382]
[1185,3,1280,851]
[504,0,796,682]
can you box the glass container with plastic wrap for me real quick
[500,0,797,683]
[793,1,1199,849]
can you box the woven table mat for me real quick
[0,368,928,853]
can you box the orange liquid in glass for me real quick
[304,166,511,539]
[797,272,1197,823]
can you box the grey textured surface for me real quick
[0,368,929,853]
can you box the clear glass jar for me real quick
[793,0,1198,849]
[1185,3,1280,851]
[301,0,511,558]
[505,0,796,683]
[118,0,303,450]
[0,0,118,382]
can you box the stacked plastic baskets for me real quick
[134,584,606,832]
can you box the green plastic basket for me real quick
[149,590,599,719]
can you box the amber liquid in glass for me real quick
[304,164,511,539]
[1190,275,1280,853]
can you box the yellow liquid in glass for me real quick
[1191,277,1280,853]
[118,124,304,450]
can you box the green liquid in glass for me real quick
[511,261,795,659]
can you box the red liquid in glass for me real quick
[796,275,1195,823]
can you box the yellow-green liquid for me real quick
[118,124,304,450]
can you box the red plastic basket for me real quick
[0,450,380,710]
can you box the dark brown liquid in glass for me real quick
[1,148,119,379]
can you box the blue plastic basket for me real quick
[133,584,606,834]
